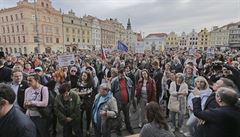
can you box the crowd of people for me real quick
[0,48,240,137]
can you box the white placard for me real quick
[58,54,75,67]
[135,42,145,54]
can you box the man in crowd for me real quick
[0,83,36,137]
[0,59,12,83]
[111,67,134,135]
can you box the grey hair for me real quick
[217,87,238,106]
[99,83,110,90]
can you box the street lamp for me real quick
[34,0,40,53]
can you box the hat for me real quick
[35,67,43,72]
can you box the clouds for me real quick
[0,0,239,35]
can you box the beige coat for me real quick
[169,81,188,114]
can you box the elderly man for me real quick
[0,83,36,137]
[192,87,240,137]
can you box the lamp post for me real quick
[34,0,40,53]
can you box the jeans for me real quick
[118,103,132,130]
[186,113,198,135]
[30,116,49,137]
[63,121,82,137]
[139,98,147,124]
[170,111,184,129]
[93,122,111,137]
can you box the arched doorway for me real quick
[72,46,77,52]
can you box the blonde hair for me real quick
[175,73,184,83]
[194,76,209,89]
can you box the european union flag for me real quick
[117,41,128,52]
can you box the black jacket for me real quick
[193,97,240,137]
[0,66,12,83]
[0,106,36,137]
[17,80,29,112]
[204,92,219,110]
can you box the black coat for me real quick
[0,66,12,83]
[193,97,240,137]
[17,80,29,112]
[0,106,36,137]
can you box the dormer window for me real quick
[46,3,49,8]
[41,2,44,7]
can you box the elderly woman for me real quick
[54,83,82,137]
[168,73,188,133]
[136,69,156,127]
[92,83,118,137]
[140,102,175,137]
[184,76,212,137]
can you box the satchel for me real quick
[168,95,180,112]
[106,111,122,130]
[37,87,52,118]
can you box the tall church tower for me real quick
[127,18,132,30]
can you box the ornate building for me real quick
[0,0,63,54]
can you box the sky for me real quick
[0,0,240,36]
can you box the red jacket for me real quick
[136,78,156,103]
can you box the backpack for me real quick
[37,86,55,118]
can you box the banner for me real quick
[58,54,75,67]
[135,42,145,54]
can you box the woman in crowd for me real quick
[24,74,49,137]
[184,76,212,137]
[92,83,118,137]
[140,102,175,137]
[54,83,82,137]
[136,69,156,128]
[78,71,95,136]
[168,73,188,133]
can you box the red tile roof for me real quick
[145,33,167,38]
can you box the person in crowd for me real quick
[86,66,99,89]
[24,63,34,75]
[171,57,183,73]
[9,68,29,112]
[66,66,79,88]
[77,71,95,136]
[168,73,188,133]
[0,83,36,137]
[24,73,49,137]
[184,64,197,90]
[184,76,212,137]
[4,56,15,68]
[111,67,134,135]
[192,87,240,137]
[35,67,49,86]
[136,69,156,127]
[92,83,118,137]
[139,101,175,137]
[152,59,163,103]
[54,83,82,137]
[0,59,12,83]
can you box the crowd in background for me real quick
[0,48,240,137]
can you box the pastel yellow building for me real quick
[198,28,210,50]
[0,0,63,54]
[165,32,179,49]
[100,19,115,48]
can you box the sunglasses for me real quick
[71,70,77,72]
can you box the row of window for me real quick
[1,24,24,34]
[1,13,24,23]
[0,47,27,54]
[43,37,60,44]
[66,28,91,35]
[0,35,25,44]
[66,37,90,43]
[166,42,178,45]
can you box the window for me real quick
[8,36,11,43]
[24,47,27,54]
[46,37,49,43]
[14,48,17,53]
[13,36,15,43]
[83,39,85,43]
[73,38,75,42]
[10,48,12,53]
[50,37,52,43]
[3,36,6,43]
[19,48,22,53]
[78,29,80,34]
[17,25,19,32]
[1,17,4,22]
[22,25,24,31]
[67,37,69,42]
[41,2,44,7]
[85,23,87,26]
[78,39,80,42]
[55,27,59,34]
[56,38,59,43]
[6,16,8,22]
[11,25,14,33]
[15,14,18,20]
[87,39,89,43]
[18,36,20,43]
[23,36,25,43]
[20,13,23,19]
[72,28,75,33]
[2,27,5,33]
[0,36,1,43]
[11,15,13,21]
[66,28,69,33]
[82,31,85,35]
[46,3,49,8]
[7,26,9,33]
[71,20,74,24]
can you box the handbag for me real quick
[168,95,180,112]
[37,87,52,118]
[106,111,122,130]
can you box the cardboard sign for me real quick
[135,42,144,54]
[58,54,75,67]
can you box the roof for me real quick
[145,33,168,38]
